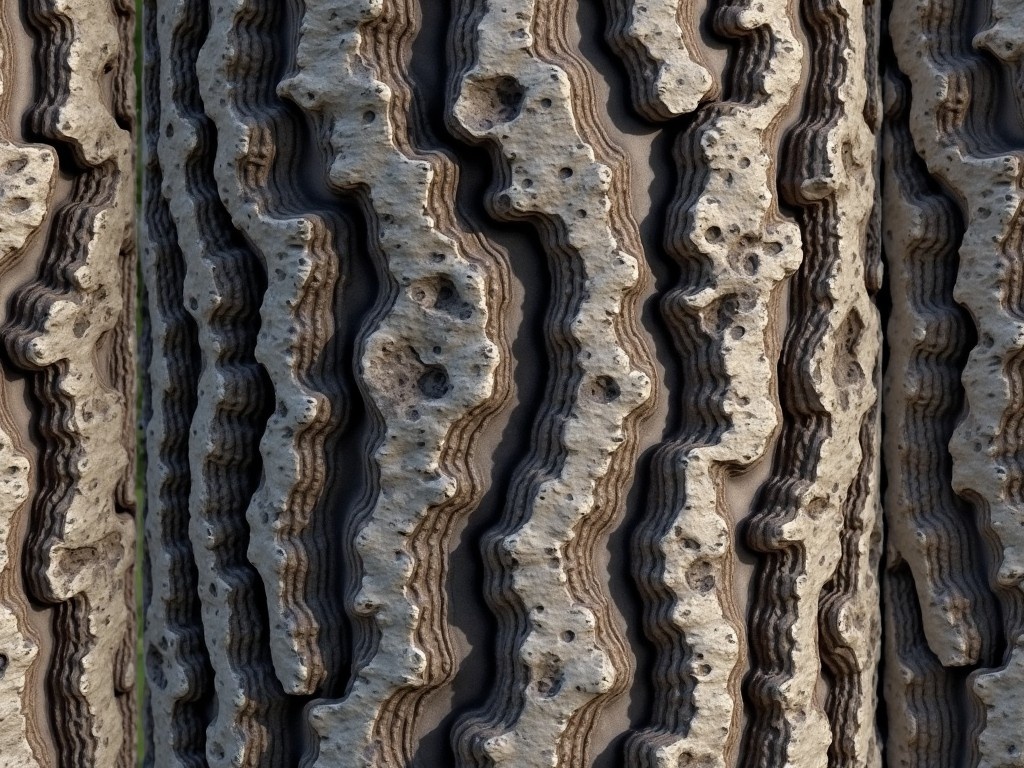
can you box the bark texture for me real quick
[0,0,137,766]
[883,1,1024,765]
[139,0,887,765]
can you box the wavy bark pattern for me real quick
[744,0,881,765]
[889,0,1024,763]
[625,2,803,765]
[603,0,716,120]
[0,11,55,763]
[3,0,137,765]
[155,0,289,764]
[447,1,655,765]
[135,0,901,764]
[196,0,344,698]
[141,0,208,764]
[279,1,508,765]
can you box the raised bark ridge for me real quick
[889,0,1024,763]
[626,2,803,765]
[3,0,136,765]
[447,1,655,765]
[196,0,343,698]
[135,0,899,765]
[604,0,716,120]
[278,1,509,765]
[744,0,882,764]
[154,0,290,764]
[141,0,207,765]
[0,21,55,762]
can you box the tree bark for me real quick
[0,1,137,766]
[2,0,1020,765]
[138,0,888,765]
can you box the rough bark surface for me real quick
[883,0,1024,765]
[136,0,890,766]
[0,0,137,766]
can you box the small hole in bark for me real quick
[146,647,167,690]
[418,366,451,399]
[4,157,27,174]
[461,75,525,130]
[590,375,620,403]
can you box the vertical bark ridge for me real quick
[276,1,509,764]
[0,15,55,763]
[156,1,286,764]
[744,0,881,764]
[623,1,803,765]
[141,0,209,764]
[891,0,1024,761]
[447,0,655,764]
[881,61,998,675]
[603,0,717,120]
[195,0,345,698]
[5,1,136,765]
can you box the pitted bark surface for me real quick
[0,0,136,765]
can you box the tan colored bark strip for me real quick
[278,1,506,764]
[5,1,135,764]
[745,0,880,764]
[448,0,654,764]
[196,0,342,697]
[625,1,802,764]
[0,19,54,764]
[604,0,716,120]
[0,31,52,756]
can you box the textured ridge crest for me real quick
[891,0,1024,761]
[5,0,137,765]
[604,0,716,120]
[141,0,208,763]
[156,0,287,763]
[744,0,882,764]
[196,0,343,697]
[448,0,655,764]
[277,0,508,763]
[0,25,54,762]
[626,1,802,764]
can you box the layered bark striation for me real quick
[885,0,1024,764]
[125,0,967,765]
[0,0,137,765]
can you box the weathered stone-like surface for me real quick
[447,0,655,764]
[604,0,716,120]
[139,0,890,765]
[884,0,1024,764]
[625,2,802,764]
[0,0,136,765]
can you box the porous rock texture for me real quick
[883,0,1024,765]
[0,0,137,765]
[133,0,897,764]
